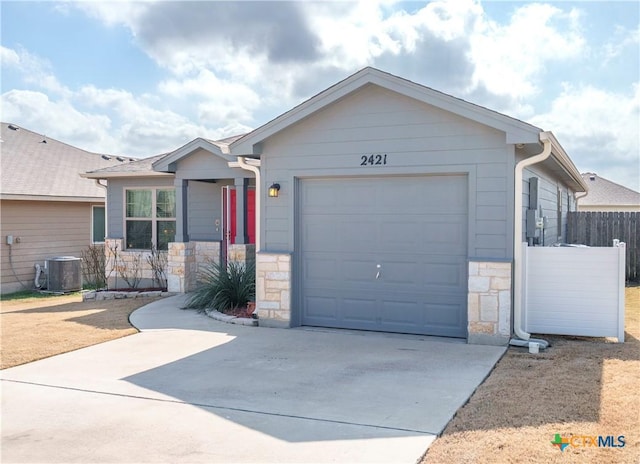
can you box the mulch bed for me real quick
[222,307,255,318]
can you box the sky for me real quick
[1,0,639,190]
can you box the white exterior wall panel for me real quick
[524,245,625,341]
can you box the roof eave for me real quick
[543,131,588,192]
[81,171,175,179]
[230,67,542,155]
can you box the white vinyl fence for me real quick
[523,242,626,342]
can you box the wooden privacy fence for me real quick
[567,211,639,281]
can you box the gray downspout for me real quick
[94,179,108,240]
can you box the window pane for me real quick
[126,190,152,218]
[126,221,152,249]
[92,206,106,243]
[157,221,176,251]
[156,189,176,218]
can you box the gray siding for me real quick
[187,180,227,241]
[260,85,513,260]
[175,148,253,181]
[106,177,175,239]
[522,165,577,245]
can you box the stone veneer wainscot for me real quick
[467,260,512,345]
[255,252,291,327]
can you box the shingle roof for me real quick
[85,134,248,178]
[207,133,246,146]
[0,122,135,200]
[84,153,169,175]
[579,173,640,206]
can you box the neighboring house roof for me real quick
[579,173,640,207]
[0,122,134,202]
[229,67,586,192]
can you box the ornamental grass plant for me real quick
[184,260,255,313]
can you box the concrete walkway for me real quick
[1,295,505,463]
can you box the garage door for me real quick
[300,176,468,337]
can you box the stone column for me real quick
[167,241,196,292]
[228,244,256,267]
[467,260,512,346]
[194,241,222,276]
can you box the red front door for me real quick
[223,186,256,245]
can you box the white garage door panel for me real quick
[300,176,468,337]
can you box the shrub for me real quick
[184,260,255,313]
[81,245,106,290]
[147,245,168,290]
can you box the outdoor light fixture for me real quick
[268,183,281,198]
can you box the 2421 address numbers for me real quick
[360,154,388,166]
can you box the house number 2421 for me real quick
[360,154,388,166]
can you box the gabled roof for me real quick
[83,154,171,179]
[152,136,245,173]
[579,173,640,206]
[84,134,248,179]
[0,122,133,201]
[230,67,543,155]
[229,66,585,192]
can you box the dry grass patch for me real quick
[423,286,640,464]
[1,293,159,369]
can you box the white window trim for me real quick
[91,205,106,244]
[124,187,176,250]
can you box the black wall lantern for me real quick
[268,183,281,198]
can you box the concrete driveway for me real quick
[1,295,505,463]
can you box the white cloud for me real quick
[158,69,261,125]
[1,45,71,97]
[469,4,585,106]
[1,89,113,150]
[7,0,635,192]
[1,46,20,67]
[64,1,589,121]
[1,86,228,157]
[602,25,640,64]
[530,83,640,190]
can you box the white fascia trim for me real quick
[545,132,588,192]
[81,172,175,179]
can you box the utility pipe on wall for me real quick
[94,179,108,240]
[512,131,553,348]
[229,157,261,252]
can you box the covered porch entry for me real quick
[151,137,257,292]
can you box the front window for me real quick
[92,206,106,244]
[125,188,175,250]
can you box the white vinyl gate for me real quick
[523,242,626,342]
